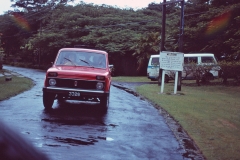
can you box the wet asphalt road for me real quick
[0,65,186,160]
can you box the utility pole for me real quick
[158,0,166,86]
[160,0,166,52]
[179,0,185,52]
[177,0,185,91]
[159,0,185,90]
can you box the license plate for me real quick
[69,92,80,97]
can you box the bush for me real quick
[183,62,216,86]
[218,61,240,84]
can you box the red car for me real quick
[42,48,112,110]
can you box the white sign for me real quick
[160,51,184,71]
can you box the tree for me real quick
[210,0,239,6]
[132,32,160,71]
[11,0,72,11]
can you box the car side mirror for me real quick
[109,64,114,71]
[109,65,114,76]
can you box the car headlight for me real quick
[49,79,56,86]
[96,82,103,90]
[48,72,58,77]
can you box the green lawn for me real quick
[0,69,33,101]
[113,76,240,160]
[112,76,152,82]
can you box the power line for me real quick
[184,11,207,17]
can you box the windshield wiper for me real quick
[64,57,76,66]
[79,59,94,67]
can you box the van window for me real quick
[151,57,159,65]
[201,56,215,63]
[184,57,197,64]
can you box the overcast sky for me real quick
[0,0,160,14]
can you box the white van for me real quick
[147,53,220,81]
[183,53,220,80]
[147,55,159,81]
[147,55,173,82]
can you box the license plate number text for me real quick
[69,92,80,97]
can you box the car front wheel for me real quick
[43,91,55,109]
[100,95,109,110]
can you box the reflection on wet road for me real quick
[0,66,185,160]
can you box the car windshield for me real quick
[55,51,107,68]
[151,57,159,65]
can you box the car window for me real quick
[55,51,107,68]
[151,57,159,65]
[184,57,198,64]
[91,53,106,68]
[201,56,215,63]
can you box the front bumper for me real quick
[43,87,109,97]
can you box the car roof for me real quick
[150,55,160,58]
[150,53,215,58]
[59,48,108,55]
[184,53,214,57]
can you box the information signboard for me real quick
[160,51,184,71]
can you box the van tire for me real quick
[202,72,213,83]
[157,75,169,85]
[158,76,161,86]
[165,75,169,83]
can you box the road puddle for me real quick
[51,136,114,146]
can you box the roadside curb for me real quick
[0,70,24,77]
[111,82,139,96]
[111,81,205,160]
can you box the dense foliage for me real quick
[0,0,239,75]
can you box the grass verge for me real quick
[112,76,152,82]
[0,69,34,101]
[113,76,240,160]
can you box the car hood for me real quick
[47,66,109,80]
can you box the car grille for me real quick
[47,78,105,90]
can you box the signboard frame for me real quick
[160,51,184,71]
[159,51,184,94]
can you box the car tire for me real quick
[43,91,55,109]
[100,95,109,110]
